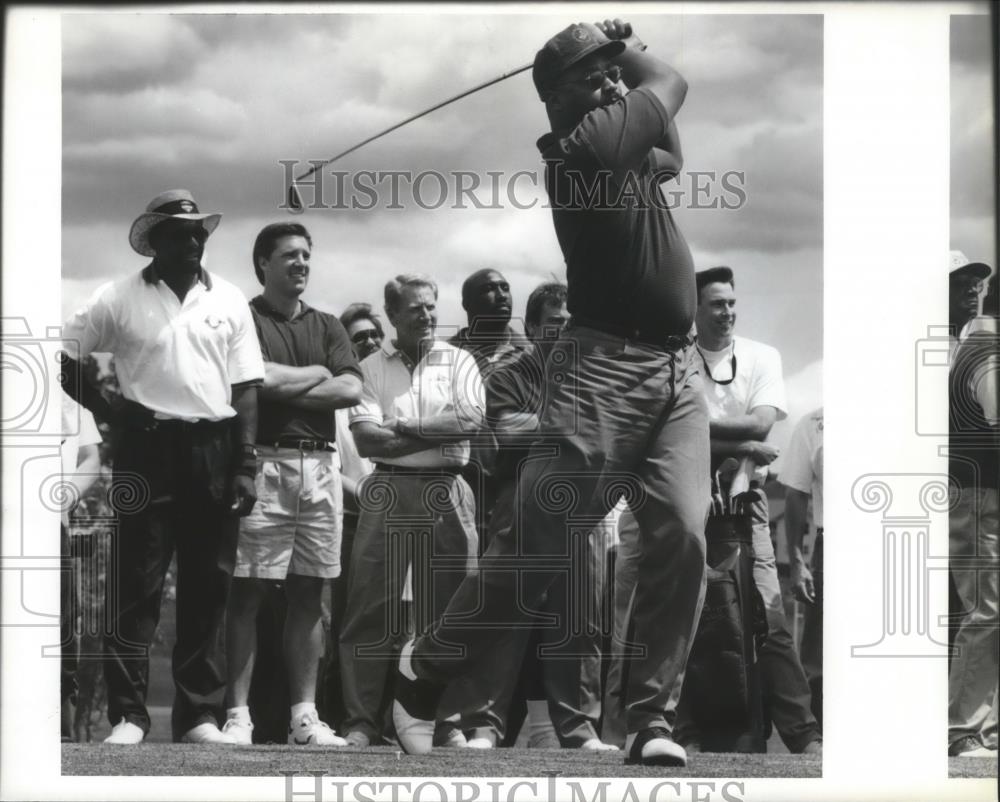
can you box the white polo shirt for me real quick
[349,339,484,468]
[698,335,787,484]
[779,408,824,528]
[62,268,264,421]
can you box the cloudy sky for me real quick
[61,10,824,438]
[950,14,995,264]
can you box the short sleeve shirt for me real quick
[537,87,696,338]
[485,346,545,482]
[699,335,787,483]
[61,394,102,477]
[779,408,824,527]
[250,296,362,443]
[699,336,787,422]
[348,340,484,468]
[62,269,264,421]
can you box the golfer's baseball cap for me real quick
[949,250,994,281]
[533,23,626,100]
[696,266,735,293]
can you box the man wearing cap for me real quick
[690,265,822,755]
[950,250,995,346]
[395,20,710,767]
[60,189,264,745]
[222,222,362,746]
[947,252,998,759]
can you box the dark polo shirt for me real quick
[537,86,695,339]
[485,345,546,483]
[250,295,361,444]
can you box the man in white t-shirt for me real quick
[778,407,824,729]
[691,266,821,754]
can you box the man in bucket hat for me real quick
[394,19,709,767]
[947,251,998,759]
[60,188,265,745]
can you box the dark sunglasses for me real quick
[697,346,737,386]
[560,64,623,92]
[351,329,382,345]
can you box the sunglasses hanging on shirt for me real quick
[697,345,737,385]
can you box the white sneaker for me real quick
[581,738,619,752]
[221,717,254,746]
[288,711,346,746]
[103,721,145,745]
[465,737,495,749]
[181,722,237,744]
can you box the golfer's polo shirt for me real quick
[62,267,264,421]
[349,339,484,468]
[537,86,696,339]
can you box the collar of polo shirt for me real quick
[142,263,213,290]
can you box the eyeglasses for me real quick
[558,64,623,92]
[351,329,382,345]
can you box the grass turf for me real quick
[62,744,821,778]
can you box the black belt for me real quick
[569,317,693,351]
[268,437,335,452]
[373,463,463,476]
[145,417,228,432]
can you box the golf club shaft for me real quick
[293,62,533,183]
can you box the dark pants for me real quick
[104,422,238,740]
[339,470,479,742]
[457,480,610,746]
[413,326,711,735]
[61,523,79,707]
[799,530,823,729]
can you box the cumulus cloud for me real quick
[61,11,824,374]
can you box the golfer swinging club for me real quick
[394,18,710,767]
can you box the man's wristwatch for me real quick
[235,444,259,478]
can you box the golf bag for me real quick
[676,509,768,752]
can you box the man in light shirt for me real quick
[690,266,821,755]
[60,188,264,745]
[338,274,486,748]
[779,407,824,729]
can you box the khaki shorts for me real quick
[235,446,343,579]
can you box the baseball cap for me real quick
[696,266,735,293]
[533,23,626,100]
[949,250,994,281]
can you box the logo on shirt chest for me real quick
[204,315,223,329]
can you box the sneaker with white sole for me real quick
[103,720,145,745]
[465,737,495,749]
[624,727,687,766]
[288,711,347,746]
[221,717,254,745]
[392,638,443,755]
[181,722,237,744]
